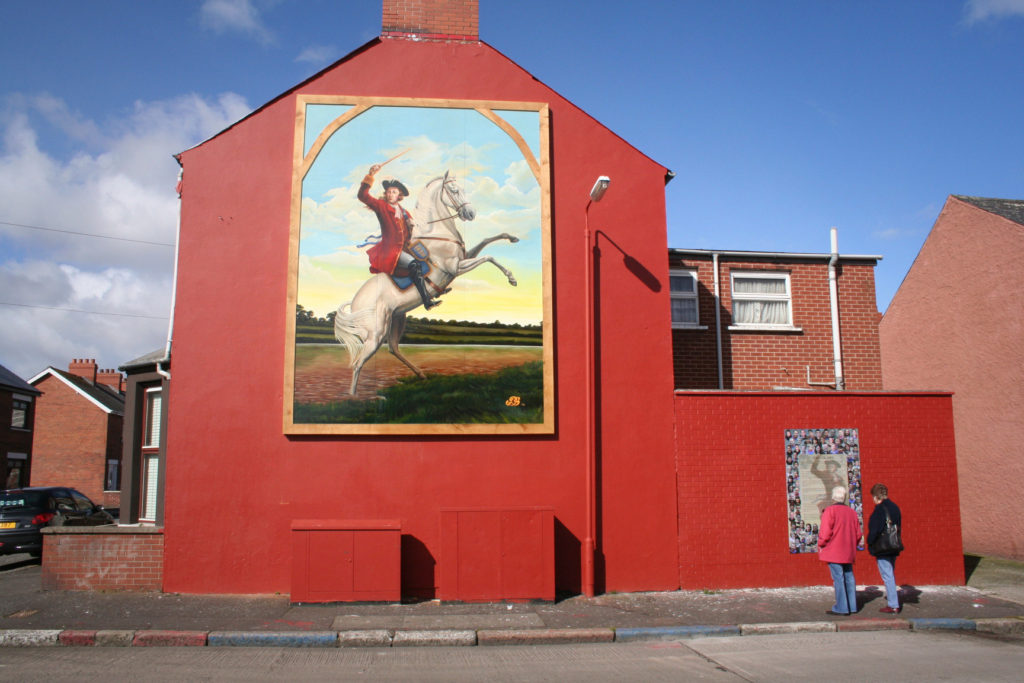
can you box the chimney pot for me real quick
[68,358,99,384]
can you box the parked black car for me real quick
[0,487,114,556]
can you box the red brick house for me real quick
[669,243,883,391]
[28,359,125,510]
[880,195,1024,562]
[1,362,39,489]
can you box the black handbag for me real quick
[870,505,903,555]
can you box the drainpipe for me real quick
[156,169,183,381]
[827,227,844,390]
[713,252,723,390]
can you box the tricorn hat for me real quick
[381,179,409,197]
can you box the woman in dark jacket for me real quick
[868,483,902,613]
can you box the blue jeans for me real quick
[828,562,857,614]
[876,556,899,609]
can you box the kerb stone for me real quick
[392,629,476,647]
[132,630,209,646]
[477,628,614,646]
[338,629,394,647]
[0,629,61,646]
[740,621,836,635]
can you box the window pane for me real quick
[734,276,786,295]
[106,460,120,491]
[11,400,27,428]
[144,390,162,448]
[669,274,694,293]
[671,298,697,323]
[142,455,159,520]
[734,299,790,324]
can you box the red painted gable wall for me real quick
[167,38,679,596]
[880,196,1024,561]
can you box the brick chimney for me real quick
[382,0,479,42]
[68,358,98,384]
[96,368,125,393]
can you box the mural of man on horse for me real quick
[357,163,441,310]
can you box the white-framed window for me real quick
[730,271,794,328]
[669,269,700,328]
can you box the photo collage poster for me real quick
[785,428,863,553]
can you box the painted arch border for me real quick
[282,95,554,435]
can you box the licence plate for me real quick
[0,522,15,529]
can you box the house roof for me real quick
[0,362,39,396]
[953,195,1024,227]
[28,368,125,415]
[669,248,882,263]
[119,348,167,373]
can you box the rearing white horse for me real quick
[334,172,520,395]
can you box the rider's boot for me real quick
[408,260,441,310]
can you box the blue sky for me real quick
[1,0,1022,378]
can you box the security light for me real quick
[590,176,610,202]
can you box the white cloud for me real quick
[964,0,1024,24]
[295,44,339,67]
[200,0,275,44]
[0,91,252,378]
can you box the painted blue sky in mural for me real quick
[1,0,1023,377]
[296,103,544,324]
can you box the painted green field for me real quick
[292,344,544,424]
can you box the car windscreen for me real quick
[0,491,48,509]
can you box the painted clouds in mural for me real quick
[284,98,552,433]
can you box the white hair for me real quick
[831,486,848,503]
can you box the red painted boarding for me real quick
[290,520,401,602]
[674,392,964,589]
[165,37,679,597]
[439,508,554,601]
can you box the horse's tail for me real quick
[333,302,372,367]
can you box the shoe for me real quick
[879,606,901,614]
[825,610,850,616]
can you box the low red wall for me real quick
[674,392,964,589]
[41,527,164,591]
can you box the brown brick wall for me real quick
[41,529,163,591]
[382,0,478,39]
[671,255,882,391]
[30,375,121,503]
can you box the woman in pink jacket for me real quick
[818,486,862,615]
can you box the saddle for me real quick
[389,242,449,297]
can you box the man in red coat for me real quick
[357,164,440,310]
[818,485,862,615]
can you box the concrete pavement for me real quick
[1,553,1021,647]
